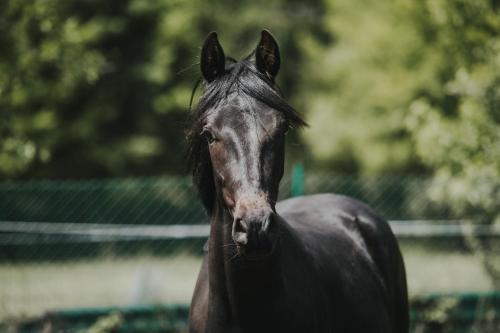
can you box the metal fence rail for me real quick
[2,221,500,245]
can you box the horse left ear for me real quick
[255,30,280,81]
[201,31,226,82]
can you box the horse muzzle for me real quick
[232,212,277,260]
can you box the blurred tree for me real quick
[0,0,191,179]
[0,0,327,180]
[404,0,500,285]
[300,0,440,174]
[0,0,498,206]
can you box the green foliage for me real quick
[0,1,498,230]
[0,0,326,179]
[301,0,435,173]
[1,0,180,178]
[402,0,500,285]
[85,312,123,333]
[405,0,500,224]
[292,0,500,222]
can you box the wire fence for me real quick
[0,173,499,332]
[0,173,460,263]
[0,173,456,226]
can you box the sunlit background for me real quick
[1,0,499,332]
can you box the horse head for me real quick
[188,30,306,260]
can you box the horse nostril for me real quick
[232,218,248,246]
[234,218,247,233]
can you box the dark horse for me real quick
[187,30,409,333]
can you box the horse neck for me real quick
[207,204,287,330]
[204,206,228,296]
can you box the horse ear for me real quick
[201,31,226,82]
[255,30,280,80]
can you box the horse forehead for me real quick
[210,103,282,134]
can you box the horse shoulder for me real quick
[276,193,399,268]
[277,193,408,332]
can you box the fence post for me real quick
[290,163,304,197]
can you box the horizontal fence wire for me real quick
[1,221,500,245]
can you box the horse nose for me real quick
[232,213,275,248]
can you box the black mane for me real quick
[187,58,306,214]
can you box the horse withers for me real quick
[187,30,409,333]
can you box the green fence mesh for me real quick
[0,174,454,226]
[6,293,500,332]
[0,174,498,332]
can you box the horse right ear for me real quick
[200,32,226,82]
[255,30,280,81]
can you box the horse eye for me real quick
[202,129,217,144]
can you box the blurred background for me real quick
[0,0,499,332]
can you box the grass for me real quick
[401,243,494,295]
[0,255,201,321]
[0,244,497,322]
